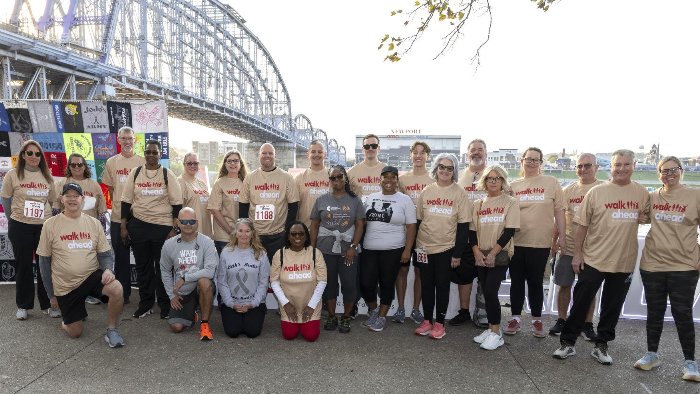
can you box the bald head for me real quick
[178,207,197,221]
[259,143,276,170]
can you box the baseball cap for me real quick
[380,166,399,176]
[62,182,83,196]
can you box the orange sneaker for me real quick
[200,322,213,341]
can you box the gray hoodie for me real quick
[160,233,218,299]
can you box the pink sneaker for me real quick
[504,318,521,335]
[429,322,446,339]
[532,320,546,338]
[414,320,433,336]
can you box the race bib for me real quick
[415,247,427,264]
[255,204,275,221]
[199,196,209,204]
[24,201,45,219]
[83,196,97,211]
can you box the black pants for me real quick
[360,248,403,307]
[220,303,267,338]
[323,253,358,303]
[261,232,285,264]
[641,269,699,360]
[127,218,171,313]
[561,264,632,345]
[509,246,550,317]
[214,240,228,256]
[478,265,509,325]
[418,249,454,324]
[110,221,132,302]
[8,219,50,310]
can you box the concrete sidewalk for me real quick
[0,285,698,393]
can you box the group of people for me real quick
[2,132,698,382]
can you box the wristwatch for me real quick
[349,243,358,250]
[179,271,186,280]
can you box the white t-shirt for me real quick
[363,191,417,250]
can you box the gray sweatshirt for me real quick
[217,246,270,308]
[160,233,218,299]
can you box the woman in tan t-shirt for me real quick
[634,156,700,382]
[53,153,108,223]
[505,147,565,338]
[178,152,212,238]
[209,150,247,254]
[1,140,57,320]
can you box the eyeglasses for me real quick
[523,158,541,164]
[226,159,240,164]
[185,161,199,166]
[437,164,454,172]
[179,219,197,226]
[362,143,379,150]
[660,166,682,175]
[329,175,344,181]
[69,163,85,168]
[118,136,135,141]
[576,163,594,170]
[289,231,306,238]
[23,151,41,157]
[144,150,160,156]
[486,176,504,183]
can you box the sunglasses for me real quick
[660,166,682,176]
[576,163,594,170]
[226,159,240,164]
[179,219,197,226]
[486,176,504,183]
[185,161,199,166]
[23,151,41,157]
[144,150,160,156]
[362,143,379,150]
[329,175,344,181]
[289,231,306,238]
[69,162,85,168]
[437,164,454,172]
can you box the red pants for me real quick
[281,320,321,342]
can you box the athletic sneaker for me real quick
[414,320,433,336]
[532,320,546,338]
[104,328,125,348]
[338,316,352,334]
[160,308,170,320]
[132,306,152,318]
[410,309,424,324]
[324,316,339,331]
[553,344,577,359]
[480,332,504,350]
[361,308,379,328]
[200,322,213,341]
[429,322,446,339]
[682,360,700,382]
[549,318,566,336]
[634,351,661,371]
[44,308,62,318]
[591,342,613,365]
[473,329,492,344]
[368,316,387,332]
[350,304,358,320]
[85,296,102,305]
[391,308,406,324]
[582,322,597,341]
[504,318,521,335]
[448,309,471,326]
[16,308,28,320]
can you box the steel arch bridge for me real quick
[0,0,347,166]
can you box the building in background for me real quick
[354,134,461,170]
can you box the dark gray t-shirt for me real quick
[311,193,365,255]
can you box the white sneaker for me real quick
[16,308,28,320]
[43,308,62,318]
[553,344,577,359]
[473,329,492,344]
[480,332,504,350]
[591,343,613,365]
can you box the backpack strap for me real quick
[133,165,142,180]
[133,165,168,188]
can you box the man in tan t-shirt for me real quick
[549,153,603,337]
[37,182,125,348]
[101,126,145,304]
[454,138,488,327]
[239,143,300,262]
[295,140,329,228]
[554,149,650,365]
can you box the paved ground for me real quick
[0,285,698,393]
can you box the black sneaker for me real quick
[448,309,471,326]
[350,304,358,320]
[324,316,339,331]
[160,308,170,319]
[338,316,351,334]
[132,306,152,318]
[549,318,566,336]
[582,323,597,341]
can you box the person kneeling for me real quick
[38,183,125,348]
[160,208,218,340]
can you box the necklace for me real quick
[144,167,160,179]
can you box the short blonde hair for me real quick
[477,164,510,192]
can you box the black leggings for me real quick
[360,248,403,306]
[641,269,699,360]
[220,303,267,338]
[418,249,453,324]
[509,246,550,317]
[127,218,171,312]
[8,219,50,310]
[478,265,509,325]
